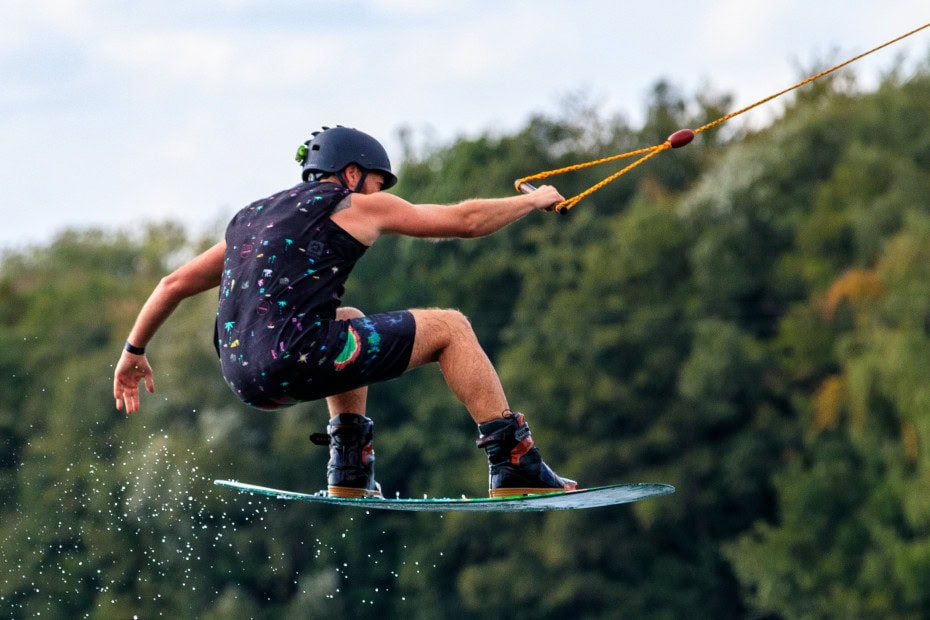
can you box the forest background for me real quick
[2,55,930,619]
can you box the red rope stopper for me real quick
[667,128,695,149]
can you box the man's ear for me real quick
[342,164,362,186]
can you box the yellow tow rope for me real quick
[515,22,930,213]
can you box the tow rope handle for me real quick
[515,128,695,214]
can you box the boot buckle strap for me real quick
[475,419,533,447]
[475,433,500,448]
[309,432,331,446]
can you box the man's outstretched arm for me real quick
[113,240,226,413]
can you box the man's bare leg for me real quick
[407,308,508,424]
[407,309,575,494]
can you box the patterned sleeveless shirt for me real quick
[215,181,367,401]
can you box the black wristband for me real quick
[124,341,146,355]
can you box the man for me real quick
[113,126,577,499]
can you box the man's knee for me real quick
[337,306,365,320]
[412,308,475,339]
[408,308,476,368]
[443,309,473,334]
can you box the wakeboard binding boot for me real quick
[318,413,383,499]
[476,410,577,498]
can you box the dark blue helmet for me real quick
[296,126,397,189]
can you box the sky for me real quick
[2,0,928,251]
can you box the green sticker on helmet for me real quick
[295,143,308,164]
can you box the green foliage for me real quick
[3,60,930,618]
[722,65,930,618]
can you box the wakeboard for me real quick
[214,479,674,512]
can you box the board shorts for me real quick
[239,310,416,410]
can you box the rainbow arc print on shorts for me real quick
[334,325,361,370]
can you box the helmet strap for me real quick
[353,170,369,193]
